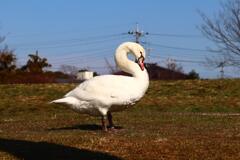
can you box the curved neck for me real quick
[114,46,148,80]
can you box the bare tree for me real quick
[199,0,240,67]
[60,64,79,76]
[165,58,184,73]
[104,57,117,74]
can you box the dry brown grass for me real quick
[0,79,240,159]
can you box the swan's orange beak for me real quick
[138,58,145,71]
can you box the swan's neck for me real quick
[115,47,149,80]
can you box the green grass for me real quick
[0,79,240,159]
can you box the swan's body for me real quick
[52,42,149,130]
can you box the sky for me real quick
[0,0,238,78]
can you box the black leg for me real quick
[107,112,114,129]
[101,115,107,131]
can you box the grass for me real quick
[0,79,240,159]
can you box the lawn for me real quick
[0,79,240,160]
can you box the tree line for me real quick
[0,49,51,74]
[0,37,70,83]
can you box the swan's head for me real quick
[115,42,147,73]
[132,43,146,71]
[121,42,146,71]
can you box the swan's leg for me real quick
[107,112,115,129]
[101,115,107,131]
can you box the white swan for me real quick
[51,42,149,131]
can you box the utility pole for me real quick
[35,50,39,56]
[128,23,149,43]
[217,61,227,79]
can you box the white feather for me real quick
[51,42,149,116]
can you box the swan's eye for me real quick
[137,52,145,62]
[139,51,144,61]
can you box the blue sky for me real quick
[1,0,237,78]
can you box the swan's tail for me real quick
[50,97,93,114]
[50,97,80,106]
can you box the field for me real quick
[0,79,240,160]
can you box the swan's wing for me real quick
[65,75,136,103]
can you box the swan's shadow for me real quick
[0,138,122,160]
[48,124,123,131]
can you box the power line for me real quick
[12,33,122,46]
[16,47,114,62]
[51,66,108,70]
[17,43,117,63]
[13,34,128,49]
[151,48,210,58]
[8,22,134,38]
[49,51,113,64]
[47,48,114,60]
[146,42,216,53]
[175,59,206,64]
[150,55,206,64]
[148,33,203,38]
